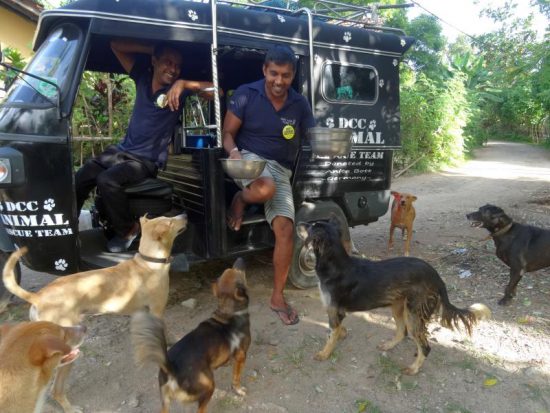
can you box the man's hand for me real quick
[229,148,242,160]
[166,79,186,111]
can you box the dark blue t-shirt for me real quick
[118,61,189,167]
[229,79,315,169]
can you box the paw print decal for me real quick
[400,38,406,47]
[43,198,55,211]
[55,259,68,271]
[379,79,385,88]
[343,32,352,43]
[392,59,398,67]
[277,14,286,23]
[325,117,335,128]
[369,120,377,130]
[188,10,198,21]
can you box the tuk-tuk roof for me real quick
[35,0,414,59]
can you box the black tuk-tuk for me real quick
[0,0,413,305]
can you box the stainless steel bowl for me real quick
[220,159,267,179]
[307,127,353,157]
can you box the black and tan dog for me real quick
[297,216,490,375]
[130,258,250,413]
[467,204,550,305]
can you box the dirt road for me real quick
[4,141,550,413]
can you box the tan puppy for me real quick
[388,191,417,256]
[0,321,86,413]
[2,213,187,413]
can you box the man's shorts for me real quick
[233,150,294,226]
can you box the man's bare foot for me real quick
[227,191,245,231]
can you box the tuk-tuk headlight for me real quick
[0,159,11,183]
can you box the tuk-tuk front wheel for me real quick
[288,201,350,289]
[0,250,21,312]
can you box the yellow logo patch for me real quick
[282,125,295,140]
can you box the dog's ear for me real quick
[411,195,418,202]
[29,335,71,366]
[296,222,310,240]
[234,282,248,302]
[139,214,149,227]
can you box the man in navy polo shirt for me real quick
[223,44,315,325]
[75,39,214,253]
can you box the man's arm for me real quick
[165,80,219,112]
[222,111,243,159]
[110,39,154,74]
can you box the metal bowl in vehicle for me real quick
[306,127,353,157]
[220,159,267,179]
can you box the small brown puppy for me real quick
[2,213,187,413]
[131,258,250,413]
[0,321,86,413]
[388,190,417,256]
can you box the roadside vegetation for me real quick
[1,0,548,173]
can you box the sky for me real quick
[407,0,548,41]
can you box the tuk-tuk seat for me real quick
[123,178,173,198]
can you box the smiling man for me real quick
[75,40,213,253]
[222,44,315,325]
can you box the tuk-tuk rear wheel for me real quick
[0,250,22,312]
[288,201,351,289]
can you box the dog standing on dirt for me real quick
[466,204,550,305]
[388,190,417,256]
[0,321,86,413]
[2,213,187,413]
[297,216,490,375]
[130,257,250,413]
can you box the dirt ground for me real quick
[3,141,550,413]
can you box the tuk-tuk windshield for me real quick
[1,24,82,108]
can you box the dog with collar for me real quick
[2,213,187,413]
[388,190,417,256]
[131,257,250,413]
[297,216,490,375]
[467,204,550,305]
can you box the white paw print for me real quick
[400,38,406,47]
[277,14,286,23]
[379,79,385,88]
[369,120,377,130]
[55,258,68,271]
[43,198,55,211]
[325,117,335,128]
[188,10,198,21]
[392,59,398,67]
[343,32,352,43]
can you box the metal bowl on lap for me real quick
[220,159,267,179]
[307,127,353,157]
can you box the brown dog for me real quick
[388,190,417,256]
[0,321,86,413]
[2,213,187,413]
[131,258,250,413]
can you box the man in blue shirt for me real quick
[223,45,315,325]
[75,39,214,252]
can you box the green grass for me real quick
[354,399,383,413]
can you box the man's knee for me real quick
[96,171,121,192]
[273,216,294,241]
[249,178,276,200]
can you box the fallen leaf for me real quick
[483,378,498,387]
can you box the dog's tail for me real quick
[438,287,491,335]
[2,247,38,306]
[130,311,171,375]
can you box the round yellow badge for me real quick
[282,125,295,140]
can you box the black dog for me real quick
[466,204,550,305]
[130,258,250,413]
[297,216,490,375]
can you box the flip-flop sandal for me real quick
[270,305,299,325]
